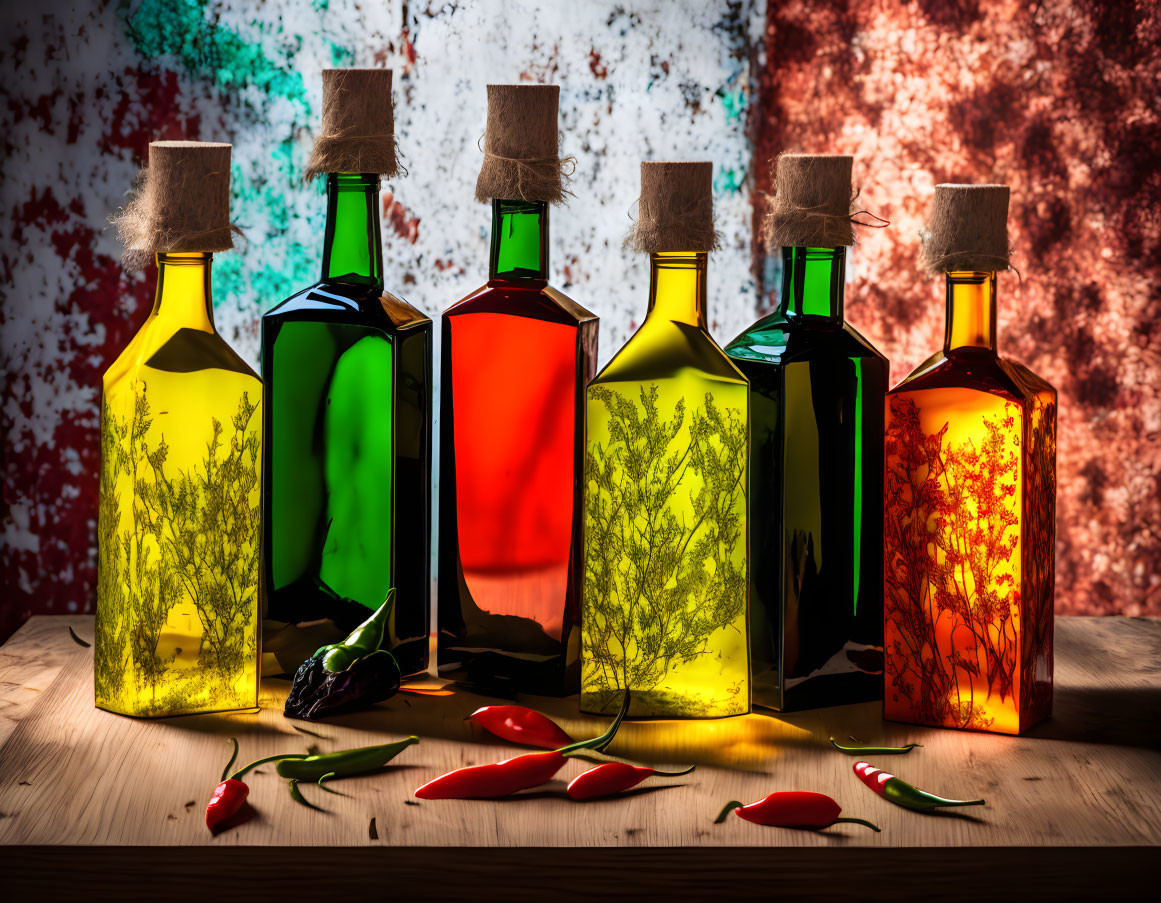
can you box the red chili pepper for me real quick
[205,779,249,833]
[853,761,984,811]
[416,692,630,801]
[416,749,567,800]
[566,761,694,800]
[715,791,880,832]
[470,705,572,749]
[204,738,308,834]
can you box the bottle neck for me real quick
[779,247,845,321]
[645,252,707,329]
[321,173,383,286]
[151,252,214,331]
[489,199,549,282]
[944,271,997,352]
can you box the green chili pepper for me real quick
[276,736,419,783]
[316,772,347,796]
[316,589,395,673]
[830,737,921,755]
[854,761,984,810]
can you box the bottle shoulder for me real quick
[264,280,428,332]
[890,349,1035,404]
[443,280,596,326]
[594,318,747,389]
[105,316,258,389]
[726,314,887,366]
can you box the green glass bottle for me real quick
[725,154,887,712]
[581,162,750,718]
[261,70,432,676]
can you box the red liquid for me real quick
[439,282,597,693]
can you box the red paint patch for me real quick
[382,190,420,244]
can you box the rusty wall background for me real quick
[753,0,1160,617]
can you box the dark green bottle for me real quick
[724,154,886,711]
[261,70,431,676]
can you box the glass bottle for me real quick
[581,251,750,718]
[439,198,598,695]
[261,173,432,677]
[95,252,261,716]
[884,270,1056,734]
[726,246,888,710]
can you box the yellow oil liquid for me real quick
[95,254,260,716]
[581,253,749,718]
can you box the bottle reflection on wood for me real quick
[884,185,1055,735]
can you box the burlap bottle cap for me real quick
[304,69,400,180]
[475,84,572,204]
[765,153,855,248]
[629,161,718,253]
[113,140,233,271]
[920,184,1011,273]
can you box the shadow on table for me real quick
[1025,685,1161,749]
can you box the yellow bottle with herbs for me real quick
[95,141,261,717]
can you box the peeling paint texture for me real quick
[1,0,1157,642]
[0,0,758,641]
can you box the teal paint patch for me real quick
[123,0,309,112]
[714,166,745,194]
[329,41,355,67]
[719,87,746,122]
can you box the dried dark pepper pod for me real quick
[285,589,402,719]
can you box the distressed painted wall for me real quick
[752,0,1161,618]
[0,0,759,642]
[2,0,1158,644]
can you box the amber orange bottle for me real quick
[438,85,598,695]
[884,185,1055,734]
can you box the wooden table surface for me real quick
[0,615,1158,901]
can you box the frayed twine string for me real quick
[475,134,575,202]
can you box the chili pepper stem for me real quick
[231,753,309,781]
[287,778,325,811]
[715,801,744,824]
[832,817,881,832]
[829,737,921,755]
[221,737,240,782]
[316,772,348,796]
[558,691,630,755]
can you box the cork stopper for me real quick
[304,69,400,180]
[629,161,718,253]
[475,84,572,205]
[765,153,855,248]
[920,184,1011,273]
[113,140,233,271]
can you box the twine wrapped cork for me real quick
[475,84,573,204]
[629,161,719,253]
[305,69,400,180]
[765,153,856,249]
[113,140,234,271]
[920,184,1011,274]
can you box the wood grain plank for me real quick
[0,615,1157,898]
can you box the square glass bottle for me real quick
[438,82,596,696]
[581,162,749,718]
[724,155,887,712]
[96,142,260,716]
[261,70,431,677]
[883,184,1055,734]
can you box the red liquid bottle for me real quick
[438,86,598,695]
